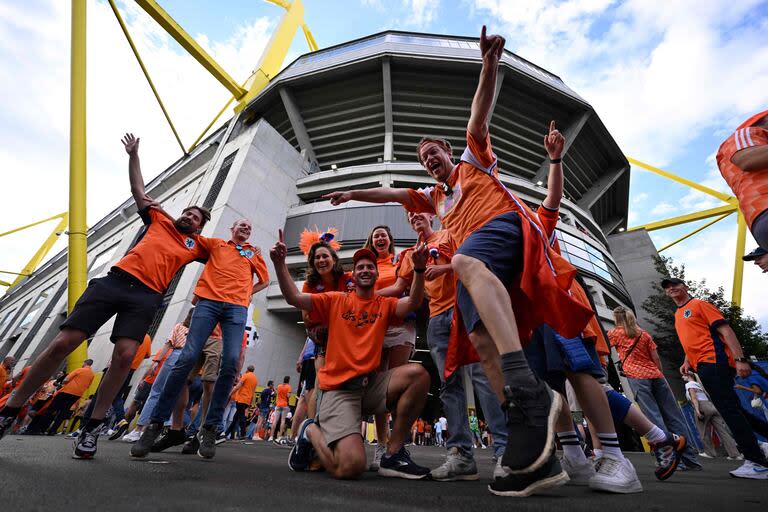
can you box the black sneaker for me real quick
[215,431,227,445]
[108,420,129,441]
[488,453,569,497]
[0,414,16,441]
[501,379,561,474]
[130,422,163,458]
[198,426,218,459]
[181,435,200,455]
[288,419,315,472]
[378,446,430,480]
[151,429,187,453]
[72,430,99,460]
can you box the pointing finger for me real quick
[550,120,556,134]
[278,229,284,244]
[481,25,487,44]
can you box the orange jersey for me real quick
[717,116,768,228]
[144,348,171,385]
[309,292,399,390]
[397,230,457,318]
[115,208,207,293]
[194,239,269,307]
[674,299,733,370]
[374,253,397,290]
[276,383,292,407]
[130,334,152,370]
[59,366,94,397]
[233,372,259,404]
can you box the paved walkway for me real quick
[1,436,765,511]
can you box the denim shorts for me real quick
[455,212,523,333]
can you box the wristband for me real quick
[549,158,562,164]
[414,268,426,274]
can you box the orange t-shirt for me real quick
[309,292,399,390]
[194,239,269,307]
[608,327,664,379]
[114,207,207,293]
[59,366,95,397]
[130,334,152,370]
[397,230,457,318]
[302,273,354,295]
[674,298,733,370]
[144,348,170,385]
[276,382,292,407]
[717,123,768,228]
[374,253,397,291]
[233,372,259,404]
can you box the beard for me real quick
[174,218,196,234]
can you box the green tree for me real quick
[642,255,768,371]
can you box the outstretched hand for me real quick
[122,133,140,155]
[411,235,429,269]
[322,191,352,206]
[479,25,505,66]
[544,120,565,160]
[270,229,287,264]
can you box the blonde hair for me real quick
[613,306,641,338]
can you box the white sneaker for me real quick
[493,458,511,480]
[589,454,643,493]
[561,455,596,486]
[759,442,768,460]
[122,430,142,443]
[430,447,479,481]
[698,452,713,459]
[727,454,744,461]
[729,460,768,480]
[105,429,115,436]
[369,444,386,471]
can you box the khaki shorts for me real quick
[316,370,392,446]
[188,337,222,382]
[382,323,416,349]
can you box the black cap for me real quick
[661,277,686,289]
[743,247,767,262]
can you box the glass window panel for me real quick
[564,244,590,261]
[89,245,118,278]
[561,231,587,249]
[18,285,55,330]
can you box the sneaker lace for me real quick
[596,456,621,475]
[81,432,97,449]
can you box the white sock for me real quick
[593,448,603,458]
[643,425,667,445]
[597,433,624,460]
[557,431,587,463]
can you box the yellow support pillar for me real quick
[67,0,88,372]
[732,209,747,306]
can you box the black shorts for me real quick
[61,268,163,343]
[455,212,523,333]
[299,358,316,394]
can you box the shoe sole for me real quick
[507,390,563,475]
[72,452,95,460]
[430,472,480,482]
[488,469,569,497]
[377,467,429,480]
[655,436,686,481]
[730,471,768,479]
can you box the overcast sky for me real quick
[0,0,766,327]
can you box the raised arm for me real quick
[467,26,505,142]
[542,120,565,210]
[121,133,151,211]
[323,187,412,207]
[270,229,314,312]
[395,241,427,319]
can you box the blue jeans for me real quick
[427,308,507,458]
[627,377,699,463]
[138,349,182,426]
[150,299,247,430]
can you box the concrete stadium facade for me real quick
[0,31,634,406]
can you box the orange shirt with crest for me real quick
[309,292,399,390]
[397,230,457,318]
[233,372,259,404]
[717,125,768,228]
[114,207,207,293]
[194,239,269,307]
[674,299,733,370]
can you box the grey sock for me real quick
[500,350,536,388]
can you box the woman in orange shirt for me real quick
[363,225,417,470]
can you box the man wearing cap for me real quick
[271,230,432,480]
[717,110,768,250]
[663,277,768,479]
[743,247,768,273]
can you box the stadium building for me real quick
[0,31,634,413]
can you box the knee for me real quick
[333,457,366,480]
[405,364,430,389]
[451,254,478,280]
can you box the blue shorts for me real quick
[455,212,522,333]
[524,324,605,394]
[605,389,632,423]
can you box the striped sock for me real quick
[597,432,624,460]
[557,431,586,463]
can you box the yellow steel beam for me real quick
[235,0,308,112]
[0,280,10,287]
[109,0,185,154]
[657,212,733,253]
[134,0,247,99]
[732,210,747,306]
[0,213,68,239]
[68,0,88,372]
[627,156,736,205]
[0,271,30,276]
[9,214,69,289]
[187,75,251,153]
[630,204,737,232]
[301,23,319,52]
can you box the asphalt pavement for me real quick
[1,435,766,511]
